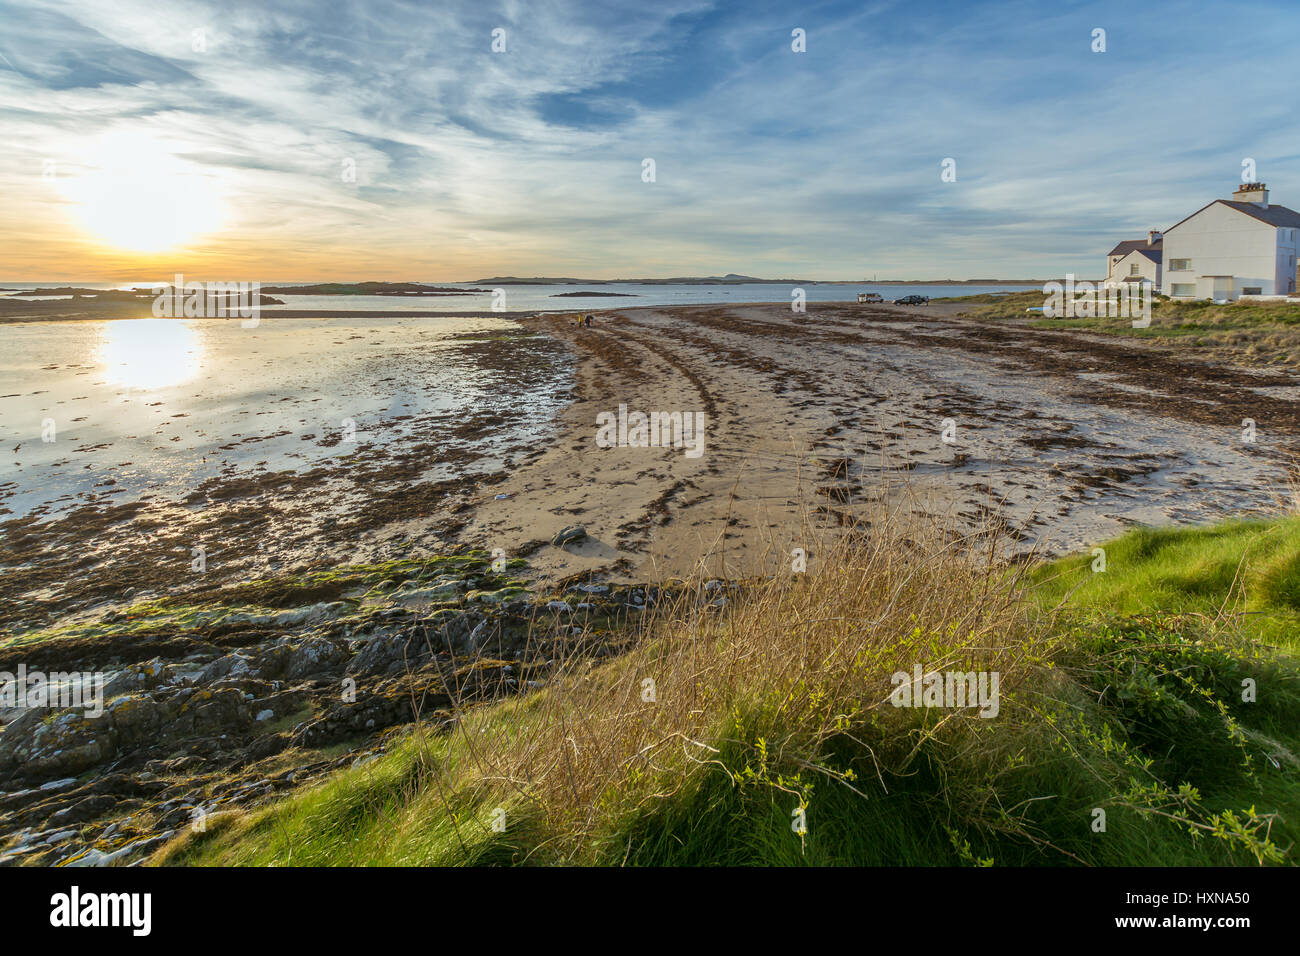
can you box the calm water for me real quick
[0,281,1036,313]
[0,314,568,521]
[0,282,1032,521]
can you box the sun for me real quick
[62,131,227,253]
[96,318,203,390]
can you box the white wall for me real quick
[1161,202,1280,298]
[1274,228,1299,294]
[1107,250,1159,288]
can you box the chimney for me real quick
[1148,230,1162,245]
[1233,182,1269,207]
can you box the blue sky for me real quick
[2,0,1299,280]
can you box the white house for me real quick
[1159,184,1300,300]
[1105,231,1163,289]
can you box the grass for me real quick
[156,511,1300,867]
[1031,518,1300,647]
[941,290,1300,366]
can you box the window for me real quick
[1130,263,1140,275]
[1171,283,1196,296]
[1242,287,1262,295]
[1170,258,1191,271]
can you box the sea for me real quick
[0,281,1037,313]
[0,281,1034,522]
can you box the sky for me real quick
[2,0,1299,282]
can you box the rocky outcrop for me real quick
[0,552,707,866]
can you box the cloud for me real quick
[1,0,1298,279]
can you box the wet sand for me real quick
[7,298,1297,866]
[3,301,1297,633]
[0,295,538,323]
[461,301,1298,582]
[0,316,572,632]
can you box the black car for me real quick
[893,294,930,305]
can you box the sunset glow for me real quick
[96,318,203,388]
[3,1,1298,281]
[60,132,227,253]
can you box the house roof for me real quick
[1165,200,1300,234]
[1221,200,1300,227]
[1108,238,1163,257]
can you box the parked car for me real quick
[856,292,884,303]
[894,294,929,305]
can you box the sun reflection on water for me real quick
[97,319,202,389]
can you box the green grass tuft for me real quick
[157,517,1300,867]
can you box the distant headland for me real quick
[470,274,1048,285]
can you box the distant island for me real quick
[472,274,1048,286]
[9,287,166,298]
[261,282,489,295]
[477,273,785,285]
[5,286,283,305]
[550,291,639,297]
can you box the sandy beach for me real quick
[10,0,1300,889]
[6,297,1297,866]
[4,300,1296,633]
[456,300,1298,581]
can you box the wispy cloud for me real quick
[2,0,1298,279]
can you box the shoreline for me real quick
[5,300,1297,632]
[0,293,1031,325]
[0,305,550,323]
[456,301,1297,587]
[4,300,1299,866]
